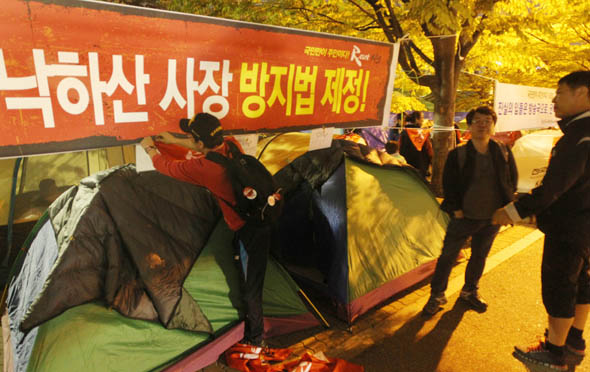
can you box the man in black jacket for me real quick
[494,71,590,371]
[422,105,518,317]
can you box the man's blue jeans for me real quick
[430,217,500,295]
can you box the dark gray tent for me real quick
[3,165,318,371]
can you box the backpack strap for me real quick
[224,140,242,159]
[204,147,238,211]
[205,140,243,165]
[205,150,228,166]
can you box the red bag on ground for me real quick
[225,343,292,372]
[282,352,364,372]
[225,343,364,372]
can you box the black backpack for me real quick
[206,140,283,225]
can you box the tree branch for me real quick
[458,16,485,58]
[347,0,378,21]
[357,24,386,31]
[573,26,590,44]
[284,7,347,26]
[524,30,556,46]
[362,0,395,42]
[458,0,504,58]
[409,40,434,65]
[383,0,411,41]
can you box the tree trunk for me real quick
[429,35,461,196]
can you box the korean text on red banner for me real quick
[0,0,399,158]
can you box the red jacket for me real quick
[152,138,246,231]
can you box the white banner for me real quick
[233,134,259,157]
[493,81,558,132]
[136,144,156,173]
[309,127,335,151]
[382,43,400,128]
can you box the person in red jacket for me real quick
[140,113,270,346]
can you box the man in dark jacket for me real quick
[422,105,518,317]
[494,71,590,371]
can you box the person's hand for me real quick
[453,210,464,219]
[492,208,513,225]
[155,131,175,144]
[140,136,155,149]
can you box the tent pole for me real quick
[298,289,330,328]
[257,132,289,160]
[2,157,22,268]
[86,150,91,176]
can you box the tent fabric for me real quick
[4,220,315,372]
[257,132,321,176]
[11,165,220,334]
[344,159,445,301]
[4,165,318,371]
[271,138,448,323]
[511,129,562,193]
[357,127,388,151]
[1,147,135,293]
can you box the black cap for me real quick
[179,113,224,148]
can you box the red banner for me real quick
[0,0,398,158]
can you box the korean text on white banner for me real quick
[493,81,558,132]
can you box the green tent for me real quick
[265,134,449,323]
[4,165,318,372]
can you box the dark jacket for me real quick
[440,139,518,215]
[399,126,433,178]
[514,111,590,236]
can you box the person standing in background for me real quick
[399,111,433,179]
[422,105,518,317]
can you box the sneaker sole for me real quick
[421,306,443,318]
[564,353,583,367]
[457,297,487,313]
[565,344,585,357]
[512,350,567,371]
[564,347,584,367]
[421,297,447,318]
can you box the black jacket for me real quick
[514,111,590,235]
[440,139,518,215]
[399,127,432,178]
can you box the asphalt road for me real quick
[270,226,590,372]
[349,233,579,371]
